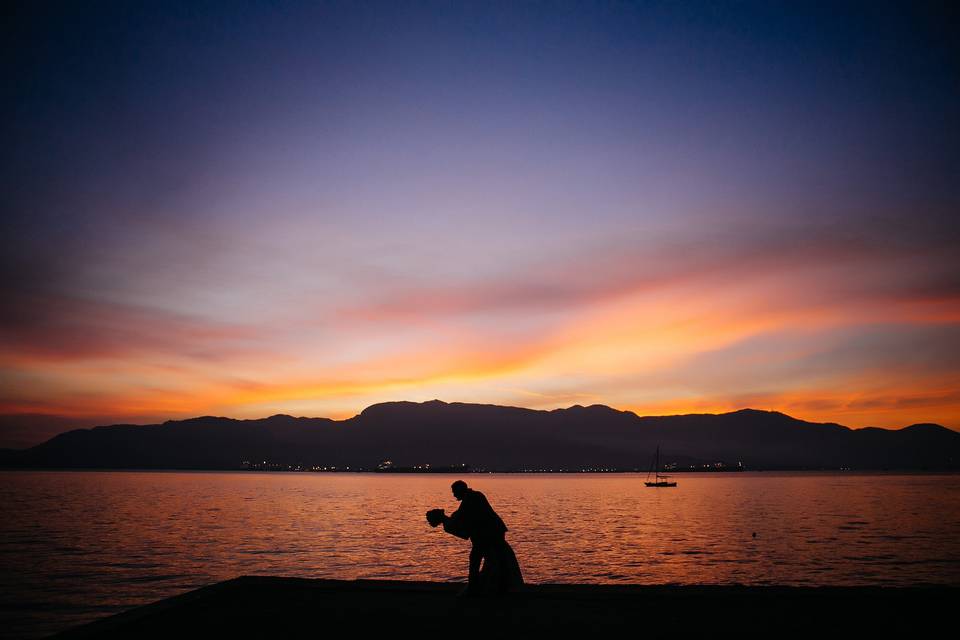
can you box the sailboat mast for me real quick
[644,442,677,487]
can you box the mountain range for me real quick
[1,400,957,470]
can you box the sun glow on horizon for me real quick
[3,2,958,445]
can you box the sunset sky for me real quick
[3,1,958,446]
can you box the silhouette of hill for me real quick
[0,401,957,470]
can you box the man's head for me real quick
[451,480,468,500]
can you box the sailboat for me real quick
[645,444,677,487]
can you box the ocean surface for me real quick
[2,470,959,638]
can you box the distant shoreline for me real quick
[4,467,959,474]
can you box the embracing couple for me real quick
[426,480,524,596]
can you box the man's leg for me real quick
[467,543,483,593]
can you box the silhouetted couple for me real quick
[427,480,523,596]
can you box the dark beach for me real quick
[53,576,953,637]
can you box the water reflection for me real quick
[1,471,959,637]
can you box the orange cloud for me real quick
[2,231,958,432]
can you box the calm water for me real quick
[1,471,959,638]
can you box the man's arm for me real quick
[442,503,472,539]
[445,503,463,523]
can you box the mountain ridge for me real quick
[0,401,956,471]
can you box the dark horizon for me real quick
[2,399,956,451]
[4,400,957,472]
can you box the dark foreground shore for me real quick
[53,576,953,637]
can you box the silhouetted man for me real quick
[426,480,523,595]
